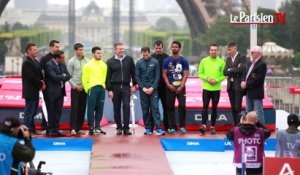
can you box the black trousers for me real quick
[158,83,169,129]
[45,92,64,132]
[69,89,87,131]
[112,84,130,130]
[228,83,244,125]
[201,89,220,126]
[166,88,186,130]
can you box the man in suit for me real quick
[22,43,46,134]
[224,42,247,126]
[241,46,267,124]
[44,51,70,136]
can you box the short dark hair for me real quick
[171,41,181,48]
[114,42,123,49]
[53,50,64,59]
[141,46,150,53]
[153,40,164,47]
[49,40,59,47]
[74,43,84,50]
[209,43,218,50]
[227,42,237,48]
[92,46,101,54]
[25,43,36,53]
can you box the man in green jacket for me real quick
[198,43,225,135]
[82,46,107,135]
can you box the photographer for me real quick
[226,111,271,175]
[275,113,300,157]
[0,117,35,175]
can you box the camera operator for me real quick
[275,113,300,157]
[226,111,271,175]
[0,117,35,175]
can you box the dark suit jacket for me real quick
[243,58,267,99]
[45,59,70,99]
[224,52,247,92]
[21,56,43,99]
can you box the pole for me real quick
[250,0,257,49]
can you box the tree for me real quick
[154,17,178,32]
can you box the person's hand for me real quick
[148,87,154,95]
[176,86,184,94]
[41,80,46,90]
[19,125,30,139]
[241,81,247,89]
[131,86,136,93]
[108,91,114,99]
[75,85,83,92]
[168,84,176,92]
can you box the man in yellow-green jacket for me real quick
[82,46,107,135]
[198,43,225,135]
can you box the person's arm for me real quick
[82,64,89,93]
[151,60,160,89]
[45,63,66,83]
[22,61,43,89]
[130,57,137,87]
[105,60,112,91]
[223,57,232,77]
[246,61,267,88]
[198,59,209,81]
[215,59,225,83]
[135,61,145,89]
[275,131,282,157]
[228,54,247,75]
[67,59,76,88]
[62,63,71,82]
[226,128,235,141]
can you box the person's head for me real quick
[171,41,181,55]
[287,113,300,127]
[92,46,102,60]
[141,46,150,60]
[0,117,27,138]
[241,111,259,125]
[74,43,84,58]
[49,40,60,54]
[153,40,164,55]
[25,43,38,59]
[250,46,262,61]
[209,43,218,58]
[114,42,125,58]
[227,42,237,57]
[53,50,65,64]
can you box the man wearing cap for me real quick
[241,46,267,124]
[275,113,300,157]
[0,117,35,175]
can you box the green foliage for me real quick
[153,17,178,32]
[291,52,300,67]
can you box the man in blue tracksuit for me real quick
[136,47,165,135]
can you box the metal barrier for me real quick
[265,76,300,114]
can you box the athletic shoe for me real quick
[156,129,165,135]
[199,125,206,135]
[71,129,76,136]
[180,127,186,134]
[88,127,94,135]
[144,129,153,135]
[169,129,176,134]
[94,128,106,135]
[211,127,216,135]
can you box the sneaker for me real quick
[156,129,165,135]
[180,127,186,134]
[88,127,94,135]
[169,129,176,134]
[211,127,216,135]
[94,128,106,135]
[144,129,153,135]
[71,129,76,136]
[199,125,206,135]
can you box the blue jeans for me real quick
[139,89,162,129]
[24,98,39,132]
[246,96,265,124]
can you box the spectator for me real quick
[275,113,300,157]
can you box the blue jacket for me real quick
[135,57,160,89]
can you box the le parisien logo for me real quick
[230,12,286,24]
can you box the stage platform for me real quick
[30,124,277,175]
